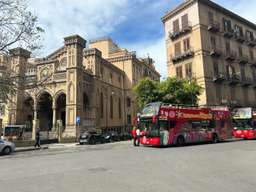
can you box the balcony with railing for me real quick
[241,77,253,86]
[234,33,246,43]
[208,21,220,32]
[213,73,226,83]
[171,48,194,64]
[223,28,234,38]
[238,55,249,64]
[169,22,192,41]
[227,73,240,85]
[225,51,237,61]
[210,48,221,57]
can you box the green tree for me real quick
[0,0,44,103]
[134,77,203,108]
[133,78,161,109]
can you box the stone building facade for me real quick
[0,35,160,140]
[162,0,256,107]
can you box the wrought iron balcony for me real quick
[223,29,234,38]
[241,77,253,86]
[234,33,246,43]
[208,21,220,32]
[172,48,194,64]
[225,51,237,61]
[228,74,240,85]
[169,22,192,41]
[210,48,221,57]
[238,55,249,64]
[213,73,226,83]
[247,39,256,47]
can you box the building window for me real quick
[223,18,232,32]
[183,38,190,52]
[118,98,122,119]
[246,30,254,41]
[181,14,188,29]
[127,97,131,107]
[109,73,113,84]
[249,49,254,61]
[100,67,104,78]
[110,95,113,119]
[176,66,183,79]
[208,11,214,23]
[173,19,179,33]
[252,67,256,81]
[174,42,181,56]
[100,92,104,118]
[213,62,219,76]
[127,114,131,125]
[210,36,216,49]
[238,46,243,57]
[226,41,230,53]
[234,25,243,37]
[185,63,192,79]
[240,65,245,80]
[83,93,89,111]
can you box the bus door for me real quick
[190,121,201,142]
[179,122,193,143]
[200,120,214,142]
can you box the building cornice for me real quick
[162,0,256,30]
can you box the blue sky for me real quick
[30,0,256,78]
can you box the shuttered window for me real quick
[181,14,188,29]
[173,19,179,32]
[174,42,181,56]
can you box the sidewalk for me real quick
[15,142,78,153]
[15,146,49,153]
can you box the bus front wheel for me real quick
[176,136,185,147]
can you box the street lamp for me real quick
[188,72,194,106]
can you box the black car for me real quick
[102,131,120,143]
[79,132,105,145]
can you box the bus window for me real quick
[181,122,191,131]
[159,121,168,131]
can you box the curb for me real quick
[15,146,49,153]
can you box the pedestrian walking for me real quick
[34,128,41,148]
[1,133,5,140]
[132,126,136,146]
[135,128,141,146]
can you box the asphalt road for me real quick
[0,140,256,192]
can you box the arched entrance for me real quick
[56,93,66,128]
[23,96,34,132]
[37,92,53,131]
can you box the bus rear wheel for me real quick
[177,136,185,147]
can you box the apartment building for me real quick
[162,0,256,107]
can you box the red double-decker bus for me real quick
[138,102,233,146]
[232,108,256,139]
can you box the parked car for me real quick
[102,131,120,143]
[0,139,15,155]
[79,132,105,145]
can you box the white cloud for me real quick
[123,38,167,79]
[29,0,129,55]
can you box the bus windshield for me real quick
[233,119,256,130]
[139,118,159,137]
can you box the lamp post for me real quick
[188,72,194,106]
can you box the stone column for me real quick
[32,103,38,140]
[52,102,57,132]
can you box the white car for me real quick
[0,139,15,155]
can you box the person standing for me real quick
[132,127,136,146]
[34,128,41,148]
